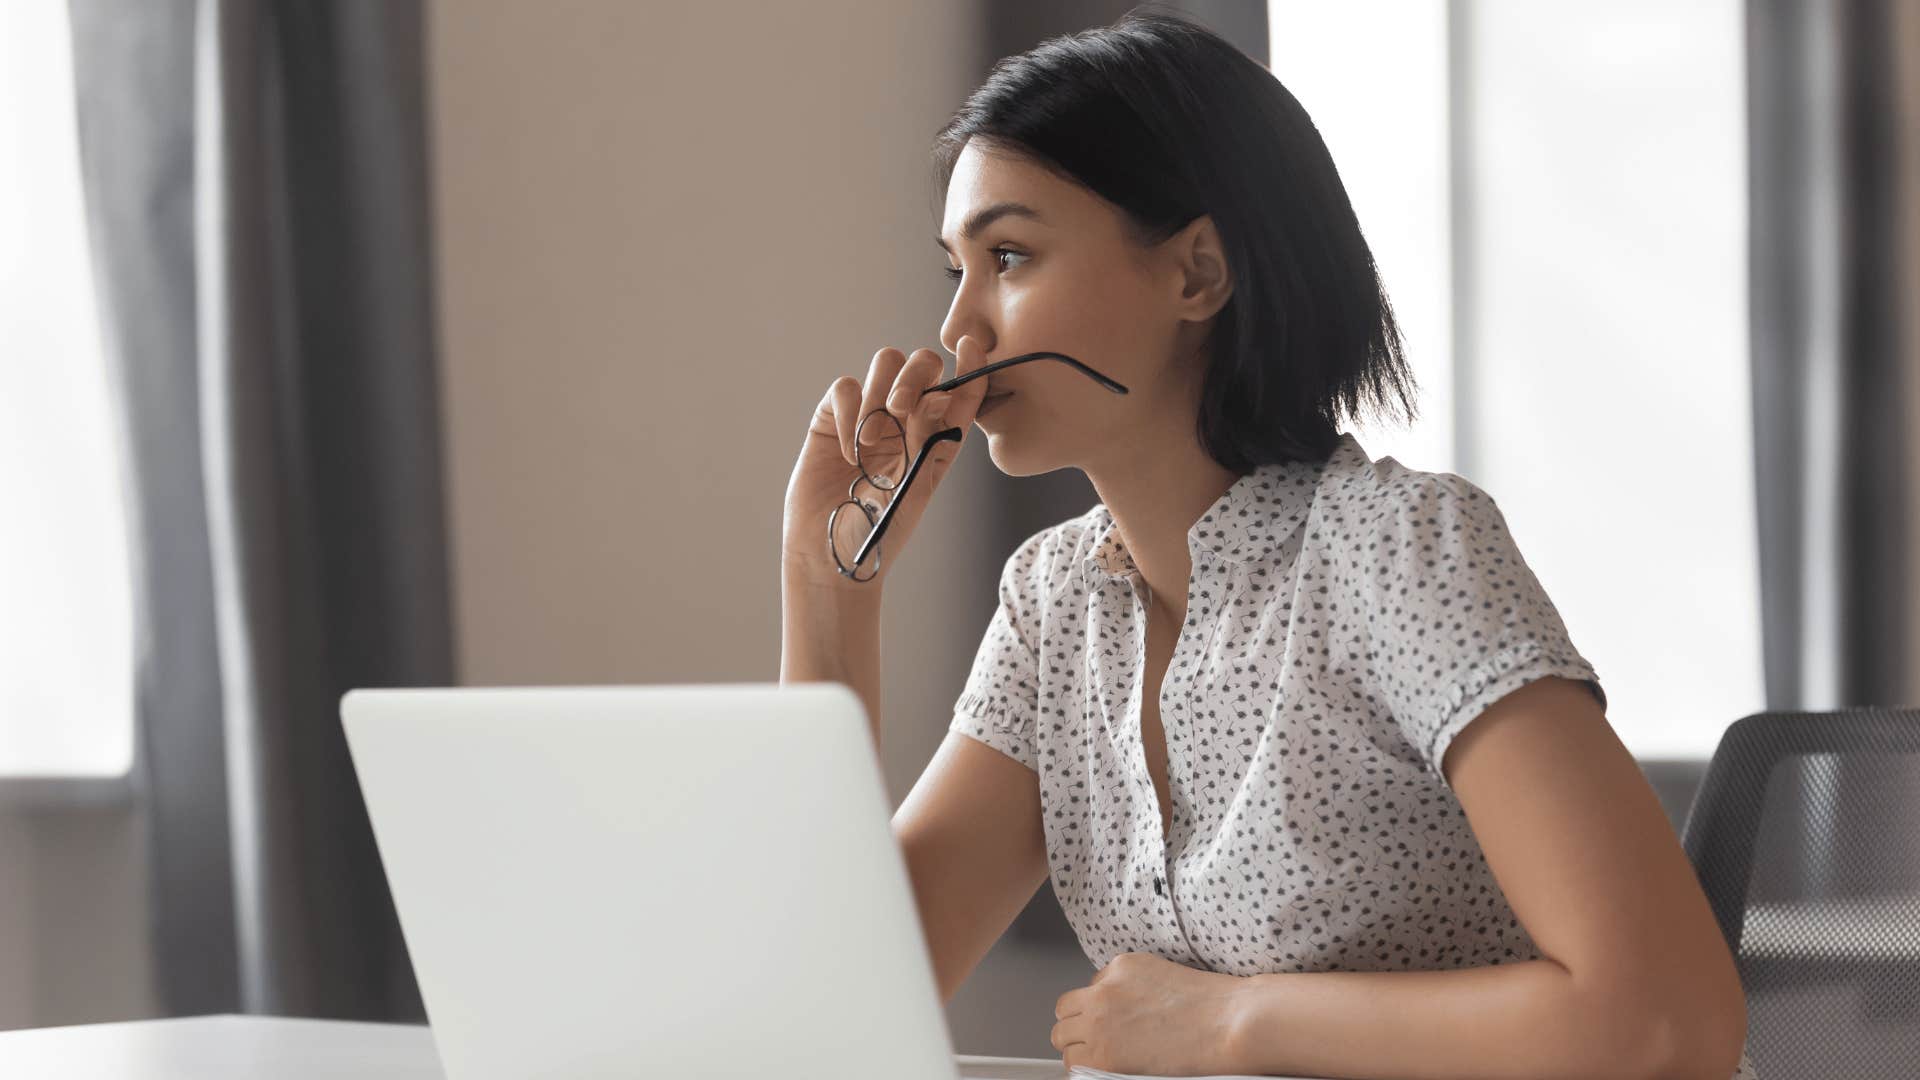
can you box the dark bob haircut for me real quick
[931,5,1417,470]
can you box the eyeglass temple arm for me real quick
[850,426,964,569]
[927,352,1129,395]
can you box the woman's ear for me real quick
[1168,214,1233,322]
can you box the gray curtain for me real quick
[1749,0,1920,716]
[68,0,451,1021]
[1746,0,1920,907]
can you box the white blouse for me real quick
[949,431,1757,1079]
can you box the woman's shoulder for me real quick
[1315,437,1503,540]
[1294,437,1526,612]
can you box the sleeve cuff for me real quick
[1422,639,1605,793]
[950,698,1037,772]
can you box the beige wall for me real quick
[0,798,156,1031]
[426,1,995,807]
[428,5,1088,1057]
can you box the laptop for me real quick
[342,682,970,1079]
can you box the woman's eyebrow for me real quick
[934,201,1047,254]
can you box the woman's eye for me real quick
[944,247,1025,282]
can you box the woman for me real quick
[781,9,1755,1079]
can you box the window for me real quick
[1269,1,1454,476]
[1269,0,1764,757]
[0,2,136,777]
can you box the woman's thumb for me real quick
[946,335,991,421]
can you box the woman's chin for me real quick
[984,433,1059,478]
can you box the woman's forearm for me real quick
[779,567,885,749]
[1224,957,1727,1080]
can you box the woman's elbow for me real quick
[1646,986,1748,1080]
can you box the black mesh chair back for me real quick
[1681,708,1920,1079]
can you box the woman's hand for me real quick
[1051,952,1254,1076]
[781,336,991,590]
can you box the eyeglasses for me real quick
[828,351,1129,581]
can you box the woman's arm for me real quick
[779,567,885,747]
[893,732,1050,1004]
[1224,676,1748,1080]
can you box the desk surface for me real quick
[0,1014,1078,1079]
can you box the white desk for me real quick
[0,1014,1076,1079]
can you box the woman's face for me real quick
[937,142,1227,478]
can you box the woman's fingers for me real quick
[828,376,862,465]
[844,344,979,463]
[911,336,990,460]
[858,347,909,440]
[944,335,992,429]
[900,348,964,451]
[920,390,954,427]
[886,349,945,422]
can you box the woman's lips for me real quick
[976,391,1015,419]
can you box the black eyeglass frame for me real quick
[828,351,1129,581]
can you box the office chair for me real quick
[1681,707,1920,1079]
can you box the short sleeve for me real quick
[1360,473,1606,793]
[948,534,1048,772]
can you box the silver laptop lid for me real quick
[342,683,959,1080]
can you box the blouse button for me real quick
[1154,876,1166,896]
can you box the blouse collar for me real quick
[1080,432,1360,583]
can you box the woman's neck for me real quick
[1085,436,1240,623]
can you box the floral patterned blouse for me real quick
[949,431,1757,1079]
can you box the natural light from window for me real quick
[1268,1,1454,476]
[1267,0,1764,758]
[0,2,135,777]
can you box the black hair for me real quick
[931,4,1417,470]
